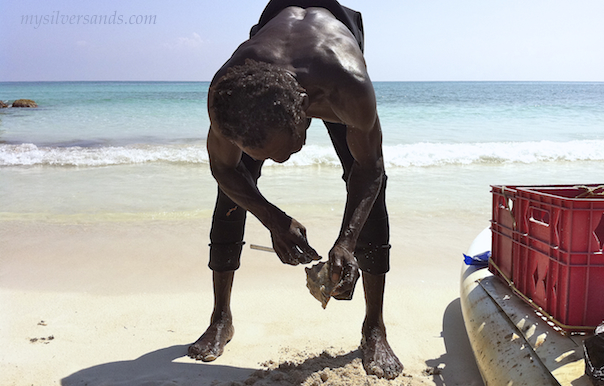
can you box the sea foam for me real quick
[2,140,603,167]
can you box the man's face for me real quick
[236,117,308,163]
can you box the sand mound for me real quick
[212,347,430,386]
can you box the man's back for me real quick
[211,7,374,127]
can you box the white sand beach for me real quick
[0,203,486,386]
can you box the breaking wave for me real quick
[2,139,604,167]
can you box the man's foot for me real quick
[360,325,404,379]
[188,319,234,362]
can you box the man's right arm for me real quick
[207,125,277,224]
[207,126,319,265]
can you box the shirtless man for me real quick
[188,0,403,379]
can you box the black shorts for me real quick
[208,1,390,274]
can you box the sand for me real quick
[0,210,486,386]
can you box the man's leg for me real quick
[188,270,235,361]
[324,121,403,379]
[188,154,263,361]
[356,191,403,379]
[361,272,404,379]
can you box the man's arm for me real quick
[328,82,385,298]
[338,118,384,250]
[207,126,319,265]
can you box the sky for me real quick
[1,0,603,82]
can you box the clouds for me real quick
[177,32,204,49]
[164,32,204,51]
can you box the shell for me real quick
[305,262,335,309]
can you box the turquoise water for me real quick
[0,82,208,148]
[1,81,603,220]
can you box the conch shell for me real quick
[305,262,335,309]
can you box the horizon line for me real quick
[2,79,604,83]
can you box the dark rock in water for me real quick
[0,101,8,108]
[12,99,38,108]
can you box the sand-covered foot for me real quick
[188,320,234,362]
[360,326,403,379]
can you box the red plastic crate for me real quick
[490,185,518,281]
[490,184,604,331]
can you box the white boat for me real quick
[460,227,595,386]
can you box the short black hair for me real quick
[210,59,306,149]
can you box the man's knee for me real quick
[356,243,390,275]
[209,242,244,271]
[355,214,390,274]
[209,215,247,272]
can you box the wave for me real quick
[0,143,209,167]
[382,139,604,167]
[2,140,604,167]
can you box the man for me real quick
[188,0,403,379]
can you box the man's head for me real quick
[209,59,309,160]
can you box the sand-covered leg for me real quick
[188,271,235,362]
[360,272,403,379]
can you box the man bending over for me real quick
[188,0,403,379]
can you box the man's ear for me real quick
[301,93,310,112]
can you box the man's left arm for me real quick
[329,98,385,298]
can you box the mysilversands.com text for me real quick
[21,11,157,29]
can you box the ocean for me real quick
[1,81,604,226]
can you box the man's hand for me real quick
[328,244,360,300]
[271,217,320,265]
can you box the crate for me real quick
[490,184,604,331]
[490,185,518,281]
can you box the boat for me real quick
[460,227,595,385]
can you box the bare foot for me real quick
[188,318,234,362]
[361,325,404,379]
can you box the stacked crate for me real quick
[490,185,604,331]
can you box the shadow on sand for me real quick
[61,344,254,386]
[425,298,484,386]
[61,344,365,386]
